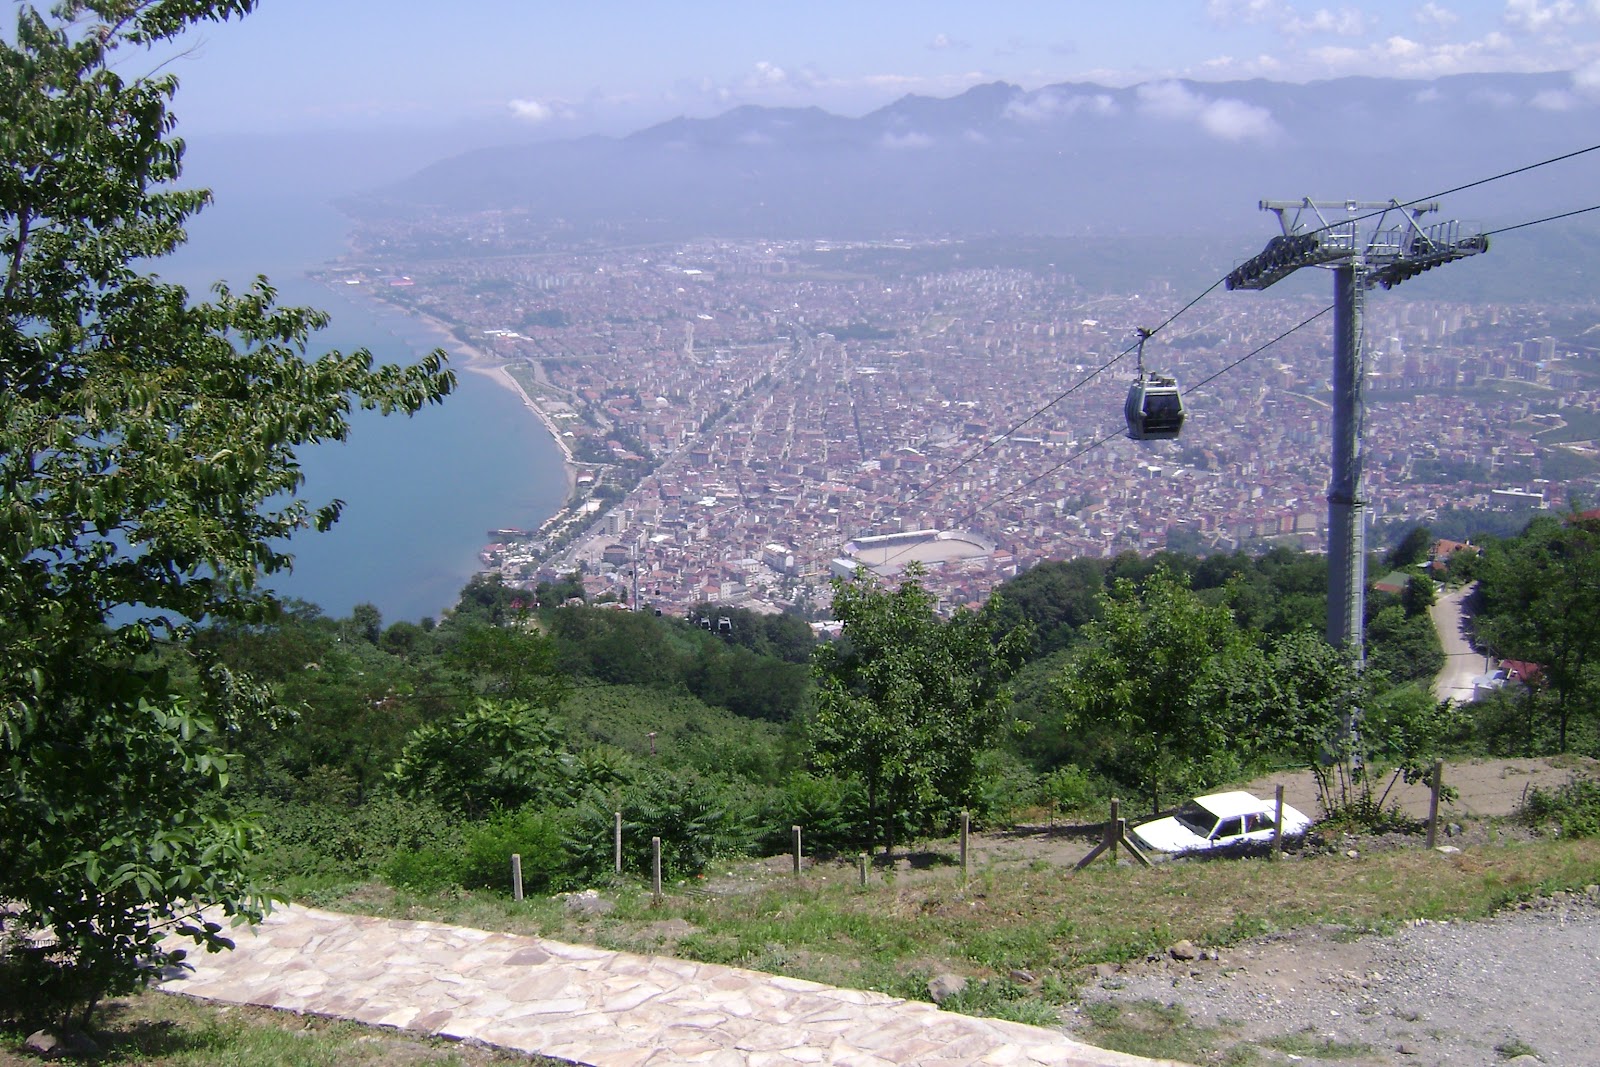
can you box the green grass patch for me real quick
[1077,1000,1255,1065]
[1259,1027,1374,1058]
[0,991,563,1066]
[306,833,1600,1029]
[1495,1036,1540,1060]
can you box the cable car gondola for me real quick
[1124,327,1185,441]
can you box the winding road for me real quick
[1430,580,1486,703]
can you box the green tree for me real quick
[809,567,1030,857]
[389,700,570,819]
[1054,565,1255,813]
[0,0,453,1027]
[1476,512,1600,752]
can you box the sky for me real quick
[147,0,1600,141]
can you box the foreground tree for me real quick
[0,1,453,1027]
[809,567,1030,857]
[1055,565,1258,813]
[1475,512,1600,753]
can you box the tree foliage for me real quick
[809,567,1030,856]
[1055,565,1257,813]
[1475,512,1600,753]
[0,0,453,1027]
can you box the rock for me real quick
[1008,968,1035,984]
[1345,849,1361,859]
[23,1031,58,1055]
[24,1029,100,1058]
[1396,1041,1419,1055]
[927,973,967,1003]
[1169,940,1199,961]
[1092,962,1119,979]
[1435,845,1461,854]
[1447,822,1463,837]
[560,888,615,917]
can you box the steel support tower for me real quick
[1226,198,1488,663]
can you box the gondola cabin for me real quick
[1125,373,1185,441]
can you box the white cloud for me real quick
[1503,0,1598,34]
[1283,7,1372,36]
[879,130,934,149]
[1002,88,1118,122]
[1414,85,1444,102]
[1532,88,1579,108]
[1575,57,1600,94]
[748,61,790,88]
[927,33,969,50]
[1306,29,1524,78]
[1207,0,1283,25]
[1199,97,1283,139]
[508,98,570,123]
[1415,2,1459,28]
[1135,81,1280,140]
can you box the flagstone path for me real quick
[160,904,1185,1066]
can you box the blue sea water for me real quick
[165,175,569,624]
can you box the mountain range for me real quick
[358,72,1597,248]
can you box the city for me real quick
[328,219,1600,616]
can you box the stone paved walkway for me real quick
[159,905,1186,1066]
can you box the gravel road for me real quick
[1074,890,1600,1066]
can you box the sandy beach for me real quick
[405,308,579,499]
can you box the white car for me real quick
[1131,790,1313,855]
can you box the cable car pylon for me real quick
[1227,197,1488,665]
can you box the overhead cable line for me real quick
[867,302,1338,575]
[985,303,1335,516]
[1275,142,1600,244]
[1483,203,1600,236]
[892,145,1600,518]
[908,277,1231,504]
[832,146,1600,585]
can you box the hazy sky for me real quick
[152,0,1600,138]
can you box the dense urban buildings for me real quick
[327,217,1600,616]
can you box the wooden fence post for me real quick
[1108,798,1120,863]
[614,811,623,875]
[1074,796,1152,871]
[511,854,524,902]
[1426,761,1444,848]
[858,852,868,887]
[651,836,662,906]
[960,810,970,884]
[792,825,803,880]
[1273,785,1285,857]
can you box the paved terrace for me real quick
[160,904,1186,1067]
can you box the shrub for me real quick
[1521,778,1600,839]
[460,807,576,892]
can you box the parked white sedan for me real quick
[1131,790,1313,854]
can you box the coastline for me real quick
[403,306,578,500]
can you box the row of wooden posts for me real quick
[508,764,1451,901]
[508,811,976,904]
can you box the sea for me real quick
[165,148,570,624]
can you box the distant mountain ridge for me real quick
[358,72,1595,242]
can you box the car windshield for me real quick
[1174,804,1218,837]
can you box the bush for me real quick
[753,773,871,856]
[460,807,576,892]
[1521,778,1600,839]
[1040,764,1100,818]
[251,792,461,890]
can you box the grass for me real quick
[17,822,1592,1064]
[1495,1036,1541,1060]
[1075,1001,1256,1065]
[0,992,566,1067]
[306,826,1600,1047]
[1258,1028,1374,1058]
